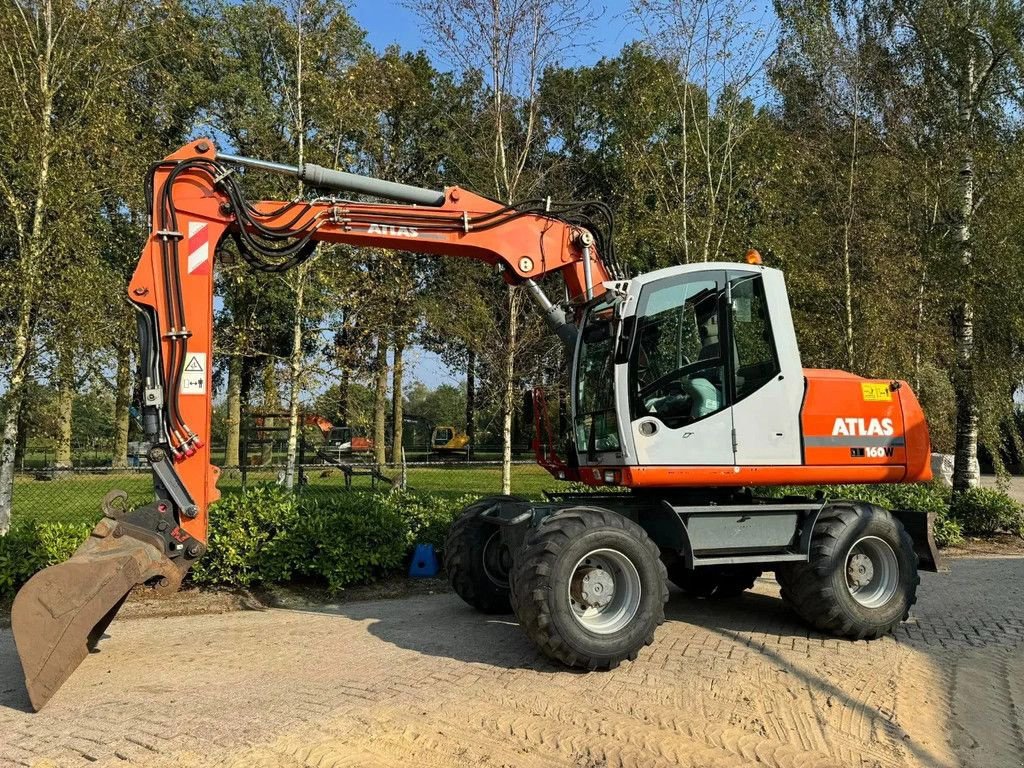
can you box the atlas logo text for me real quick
[367,224,418,237]
[832,417,894,437]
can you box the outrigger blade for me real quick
[12,505,198,711]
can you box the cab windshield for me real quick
[575,298,620,455]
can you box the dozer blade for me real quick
[12,513,191,710]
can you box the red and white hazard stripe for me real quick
[187,222,210,276]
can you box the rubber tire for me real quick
[510,507,668,670]
[775,502,919,639]
[445,495,526,615]
[667,563,761,599]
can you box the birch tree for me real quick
[408,0,594,492]
[632,0,775,263]
[877,0,1024,488]
[0,0,182,531]
[209,0,365,486]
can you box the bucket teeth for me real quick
[12,508,194,710]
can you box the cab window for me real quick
[730,273,780,400]
[632,274,727,429]
[575,299,620,454]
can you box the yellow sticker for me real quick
[861,382,892,402]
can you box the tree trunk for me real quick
[224,352,242,467]
[500,286,523,494]
[952,54,979,492]
[338,368,350,425]
[284,264,308,490]
[260,360,279,465]
[0,51,53,532]
[0,306,33,534]
[391,332,405,464]
[952,150,979,490]
[466,349,476,460]
[14,399,29,470]
[54,350,74,468]
[373,337,389,466]
[841,103,859,371]
[111,344,132,468]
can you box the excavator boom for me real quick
[12,139,614,709]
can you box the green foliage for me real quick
[288,494,410,592]
[950,488,1024,537]
[0,521,92,599]
[189,484,300,587]
[190,485,474,593]
[403,383,468,433]
[398,491,476,550]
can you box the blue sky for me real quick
[349,0,642,70]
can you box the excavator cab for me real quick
[565,261,932,489]
[569,263,802,475]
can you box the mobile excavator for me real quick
[12,139,941,710]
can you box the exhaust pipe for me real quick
[12,501,202,710]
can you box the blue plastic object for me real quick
[409,543,440,578]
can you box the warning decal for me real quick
[861,382,892,402]
[181,352,207,394]
[187,221,211,276]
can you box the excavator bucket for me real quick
[12,511,191,710]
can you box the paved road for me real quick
[2,557,1024,768]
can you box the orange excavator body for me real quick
[12,139,934,709]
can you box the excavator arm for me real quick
[12,138,616,709]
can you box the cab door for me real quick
[627,270,734,466]
[727,270,803,465]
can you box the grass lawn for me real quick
[12,463,571,525]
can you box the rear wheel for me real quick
[776,502,919,639]
[511,507,668,669]
[667,563,761,599]
[445,495,526,614]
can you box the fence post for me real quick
[240,430,248,491]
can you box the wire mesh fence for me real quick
[10,460,566,526]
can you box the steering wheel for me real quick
[638,357,708,399]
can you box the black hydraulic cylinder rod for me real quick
[218,152,446,207]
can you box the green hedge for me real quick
[190,486,476,593]
[0,520,93,599]
[3,481,1021,600]
[950,487,1024,536]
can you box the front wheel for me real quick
[776,502,919,639]
[511,507,668,669]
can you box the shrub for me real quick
[0,520,92,599]
[191,486,471,592]
[289,492,410,592]
[932,516,965,548]
[190,484,300,587]
[950,487,1024,536]
[398,491,476,551]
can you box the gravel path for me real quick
[3,555,1024,767]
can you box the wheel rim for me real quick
[481,530,510,588]
[568,548,642,635]
[845,536,899,608]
